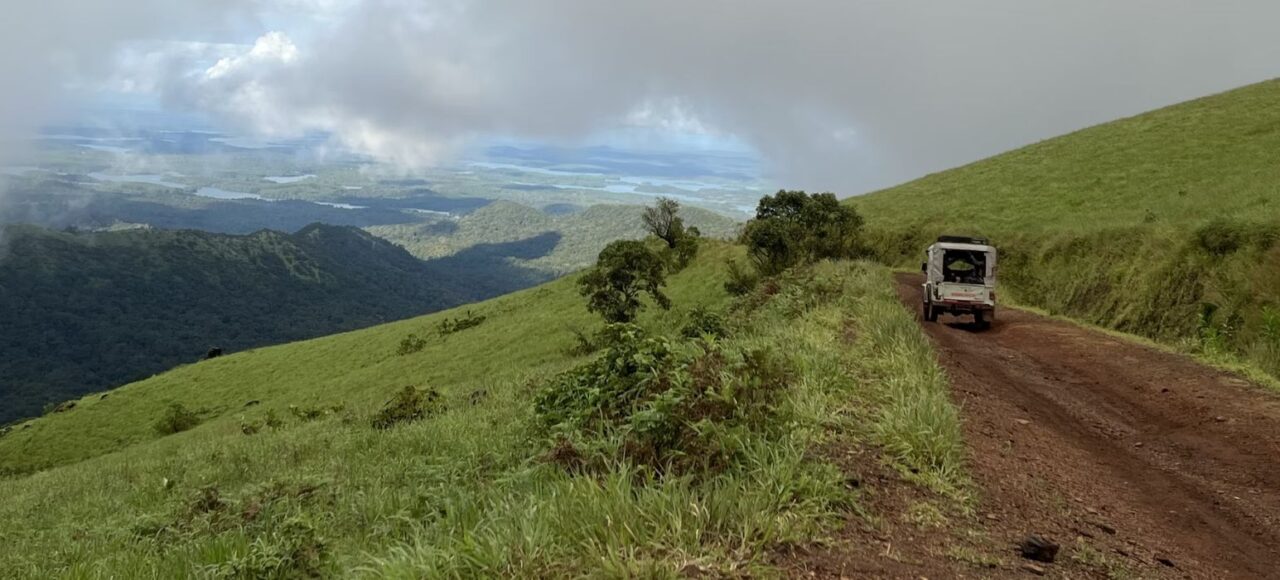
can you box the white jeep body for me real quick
[921,237,997,325]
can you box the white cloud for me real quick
[206,32,299,80]
[8,0,1280,195]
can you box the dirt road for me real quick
[894,273,1280,578]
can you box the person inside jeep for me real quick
[943,250,986,284]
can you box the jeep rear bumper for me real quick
[928,300,995,313]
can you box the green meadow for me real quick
[0,241,964,578]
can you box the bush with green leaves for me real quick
[740,190,865,275]
[153,403,201,435]
[577,240,671,323]
[668,228,702,271]
[681,307,728,339]
[723,259,760,296]
[396,334,428,355]
[371,386,444,429]
[533,324,789,477]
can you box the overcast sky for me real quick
[4,0,1280,194]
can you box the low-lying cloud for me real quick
[9,0,1280,194]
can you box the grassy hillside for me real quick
[854,79,1280,232]
[369,201,741,274]
[0,243,966,577]
[0,223,541,425]
[852,78,1280,380]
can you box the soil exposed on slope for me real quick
[888,272,1280,579]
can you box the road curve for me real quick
[895,273,1280,579]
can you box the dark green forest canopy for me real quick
[0,224,553,424]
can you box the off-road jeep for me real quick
[921,235,997,327]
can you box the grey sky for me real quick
[4,0,1280,194]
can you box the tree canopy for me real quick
[577,240,671,323]
[742,190,865,275]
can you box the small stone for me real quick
[1016,419,1031,426]
[1092,521,1117,535]
[1215,416,1227,422]
[1134,442,1144,448]
[1018,535,1060,563]
[1085,507,1098,515]
[1160,387,1170,393]
[985,513,999,521]
[1021,562,1047,575]
[1156,556,1176,568]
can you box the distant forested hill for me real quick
[0,224,530,424]
[368,201,741,274]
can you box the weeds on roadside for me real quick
[534,323,790,478]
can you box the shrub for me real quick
[397,334,428,355]
[372,386,444,429]
[723,259,760,296]
[1195,219,1247,256]
[578,240,671,323]
[154,403,201,435]
[533,324,790,477]
[681,307,728,339]
[668,229,701,271]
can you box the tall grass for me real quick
[866,221,1280,388]
[0,254,967,577]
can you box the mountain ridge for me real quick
[0,223,498,424]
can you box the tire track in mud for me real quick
[895,273,1280,579]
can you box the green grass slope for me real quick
[0,244,966,577]
[852,78,1280,381]
[853,79,1280,232]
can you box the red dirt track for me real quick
[895,273,1280,579]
